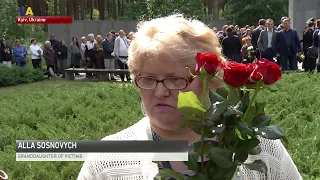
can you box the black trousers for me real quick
[32,59,41,69]
[117,58,130,81]
[54,58,59,73]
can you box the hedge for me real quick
[0,66,45,87]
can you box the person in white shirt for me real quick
[84,33,97,77]
[80,36,87,67]
[113,30,130,82]
[29,38,43,69]
[84,33,96,68]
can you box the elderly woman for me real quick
[94,35,104,69]
[80,36,87,67]
[43,41,56,77]
[77,15,302,180]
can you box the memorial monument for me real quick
[289,0,320,38]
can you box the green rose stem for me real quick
[199,78,208,173]
[242,81,262,124]
[188,66,207,173]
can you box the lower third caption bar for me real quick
[16,16,73,24]
[16,153,188,161]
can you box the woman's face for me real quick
[73,38,77,43]
[137,58,204,131]
[16,41,21,46]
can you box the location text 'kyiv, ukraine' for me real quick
[16,16,73,24]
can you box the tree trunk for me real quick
[106,0,111,18]
[98,0,105,20]
[73,0,79,19]
[34,0,41,16]
[66,0,73,16]
[18,0,27,7]
[121,0,124,16]
[112,0,116,20]
[80,0,85,19]
[208,0,213,15]
[117,0,121,18]
[54,0,58,15]
[60,0,65,16]
[203,0,207,19]
[42,1,48,31]
[90,0,93,20]
[213,0,219,20]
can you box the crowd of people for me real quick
[1,16,320,81]
[0,30,134,82]
[214,16,320,72]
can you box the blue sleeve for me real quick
[24,47,27,56]
[13,47,19,56]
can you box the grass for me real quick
[0,72,319,180]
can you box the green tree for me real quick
[222,0,288,26]
[0,0,30,42]
[124,0,206,21]
[0,0,46,45]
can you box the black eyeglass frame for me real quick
[134,76,194,90]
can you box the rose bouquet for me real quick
[247,46,254,57]
[155,53,285,180]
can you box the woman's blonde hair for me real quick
[96,35,103,42]
[15,39,21,46]
[127,14,225,79]
[119,30,126,36]
[128,31,134,37]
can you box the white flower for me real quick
[247,46,254,51]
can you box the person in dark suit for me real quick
[312,19,320,72]
[217,25,228,44]
[251,19,266,59]
[110,30,117,43]
[221,27,242,62]
[302,21,315,71]
[102,33,115,80]
[0,36,13,68]
[274,18,302,71]
[276,16,288,32]
[257,18,277,62]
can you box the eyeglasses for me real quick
[135,76,194,90]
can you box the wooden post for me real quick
[98,73,109,81]
[65,71,75,80]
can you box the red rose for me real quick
[221,61,255,88]
[195,53,221,75]
[247,59,281,85]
